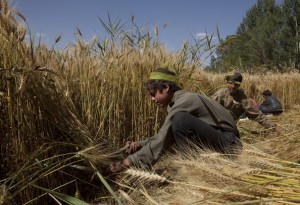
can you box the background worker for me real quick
[211,73,278,130]
[259,89,283,115]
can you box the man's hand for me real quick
[125,141,141,154]
[265,125,283,135]
[107,159,130,174]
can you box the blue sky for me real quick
[12,0,281,52]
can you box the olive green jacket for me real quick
[127,90,238,167]
[211,87,275,128]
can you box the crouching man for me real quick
[108,68,242,173]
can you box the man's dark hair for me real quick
[262,89,272,96]
[225,72,243,83]
[146,68,181,92]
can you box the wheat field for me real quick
[0,0,299,204]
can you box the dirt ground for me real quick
[238,105,300,162]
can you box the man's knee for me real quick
[172,112,188,127]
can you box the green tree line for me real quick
[209,0,300,72]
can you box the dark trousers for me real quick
[259,106,283,115]
[171,112,242,154]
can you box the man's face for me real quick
[227,82,240,95]
[149,85,173,107]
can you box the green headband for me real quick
[149,71,176,82]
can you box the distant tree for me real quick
[209,0,300,72]
[282,0,300,68]
[216,35,244,69]
[237,0,283,68]
[213,0,287,72]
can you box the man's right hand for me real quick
[107,159,130,174]
[125,141,141,154]
[273,125,283,135]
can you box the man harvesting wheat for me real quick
[108,68,242,173]
[211,72,280,132]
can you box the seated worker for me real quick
[259,89,283,115]
[108,68,242,173]
[239,96,259,120]
[249,96,259,109]
[211,73,277,129]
